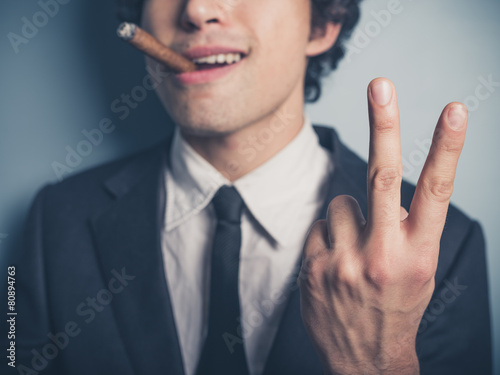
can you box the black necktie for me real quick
[196,185,250,375]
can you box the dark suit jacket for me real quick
[11,125,491,375]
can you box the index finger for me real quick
[366,78,403,235]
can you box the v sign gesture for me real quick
[299,78,469,375]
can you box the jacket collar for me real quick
[90,124,369,375]
[90,136,185,375]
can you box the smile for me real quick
[174,52,247,85]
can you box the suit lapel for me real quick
[263,125,368,374]
[90,134,185,375]
[315,125,368,219]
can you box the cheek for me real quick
[251,28,309,101]
[249,2,311,79]
[141,0,179,39]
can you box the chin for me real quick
[175,120,240,138]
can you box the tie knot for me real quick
[211,185,244,223]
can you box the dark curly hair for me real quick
[116,0,362,103]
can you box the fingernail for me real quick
[370,80,392,106]
[447,105,466,130]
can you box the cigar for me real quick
[117,22,197,73]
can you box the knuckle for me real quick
[364,257,394,287]
[304,220,328,249]
[332,258,358,286]
[422,178,454,203]
[373,118,396,134]
[328,195,358,218]
[411,259,436,283]
[435,139,463,154]
[307,220,326,239]
[299,254,327,289]
[330,194,357,207]
[370,167,402,192]
[410,250,438,283]
[433,125,464,151]
[301,239,329,272]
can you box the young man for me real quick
[12,0,491,374]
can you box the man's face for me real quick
[141,0,326,136]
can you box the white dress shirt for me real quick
[161,114,334,375]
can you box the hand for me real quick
[298,78,468,375]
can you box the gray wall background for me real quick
[1,0,498,372]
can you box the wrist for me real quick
[323,346,419,375]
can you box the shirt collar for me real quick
[165,114,331,246]
[165,126,229,229]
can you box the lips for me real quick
[173,58,244,85]
[173,45,248,85]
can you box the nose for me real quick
[180,0,226,31]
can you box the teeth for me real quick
[192,53,243,65]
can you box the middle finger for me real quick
[366,78,402,236]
